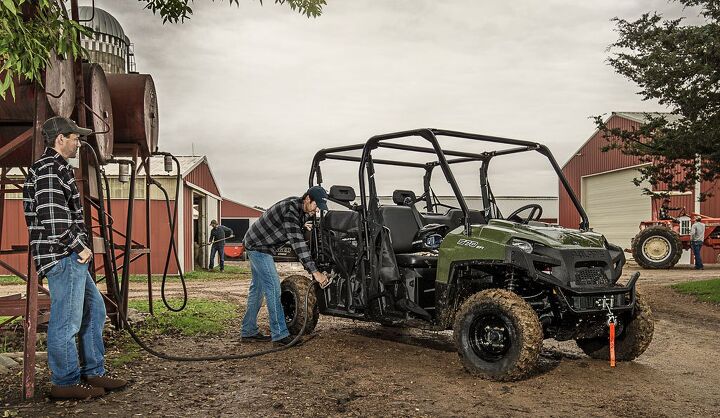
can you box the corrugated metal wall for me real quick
[560,114,719,263]
[222,199,263,218]
[560,116,645,229]
[0,199,181,275]
[185,162,220,196]
[1,160,222,277]
[93,200,180,275]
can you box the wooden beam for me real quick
[0,128,33,161]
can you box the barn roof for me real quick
[103,155,206,177]
[562,111,678,169]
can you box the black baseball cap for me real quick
[42,116,92,141]
[307,186,329,211]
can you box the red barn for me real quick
[0,155,224,275]
[559,112,718,264]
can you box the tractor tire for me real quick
[453,289,543,381]
[631,226,683,269]
[576,292,654,361]
[280,275,320,336]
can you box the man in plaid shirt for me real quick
[24,117,126,400]
[241,186,329,345]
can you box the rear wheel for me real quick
[280,275,319,335]
[631,226,683,269]
[453,289,543,381]
[576,292,654,361]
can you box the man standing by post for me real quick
[23,117,126,400]
[241,186,329,345]
[690,216,705,270]
[208,220,234,271]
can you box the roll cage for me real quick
[308,128,588,232]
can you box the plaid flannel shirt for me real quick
[243,197,317,273]
[23,148,90,277]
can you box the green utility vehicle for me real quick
[280,129,653,381]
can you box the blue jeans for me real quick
[691,240,704,269]
[209,244,225,270]
[45,255,106,386]
[240,250,290,341]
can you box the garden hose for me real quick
[116,282,313,362]
[147,153,188,312]
[83,142,313,361]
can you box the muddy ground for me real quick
[1,262,719,417]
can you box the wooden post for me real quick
[22,79,47,400]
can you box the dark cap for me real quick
[306,186,329,211]
[42,116,92,141]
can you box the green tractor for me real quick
[280,129,653,381]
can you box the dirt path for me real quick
[2,263,719,417]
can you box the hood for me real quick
[472,219,606,248]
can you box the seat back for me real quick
[421,208,487,231]
[378,206,420,253]
[322,210,360,234]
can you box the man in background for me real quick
[209,219,234,271]
[690,216,705,270]
[658,198,682,221]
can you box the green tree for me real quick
[0,0,326,99]
[595,0,720,199]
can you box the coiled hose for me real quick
[83,142,312,361]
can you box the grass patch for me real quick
[1,265,250,286]
[0,276,25,286]
[671,278,720,304]
[108,298,240,367]
[126,264,250,283]
[128,298,239,336]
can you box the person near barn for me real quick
[208,219,234,271]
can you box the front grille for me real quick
[571,294,627,311]
[575,267,610,287]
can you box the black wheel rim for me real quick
[468,313,513,362]
[281,290,297,324]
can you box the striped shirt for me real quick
[243,197,317,273]
[23,148,90,276]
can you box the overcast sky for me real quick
[76,0,698,208]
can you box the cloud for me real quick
[77,0,695,207]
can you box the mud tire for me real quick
[631,226,683,269]
[281,275,320,335]
[576,292,654,361]
[453,289,543,381]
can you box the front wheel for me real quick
[280,275,319,335]
[576,292,654,361]
[453,289,543,381]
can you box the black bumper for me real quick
[506,244,638,314]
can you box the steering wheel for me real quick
[506,204,543,224]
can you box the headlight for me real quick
[511,239,533,253]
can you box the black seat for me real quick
[378,206,420,253]
[322,210,360,234]
[420,208,486,231]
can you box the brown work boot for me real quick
[83,375,128,391]
[50,383,105,400]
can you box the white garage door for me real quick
[582,168,650,251]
